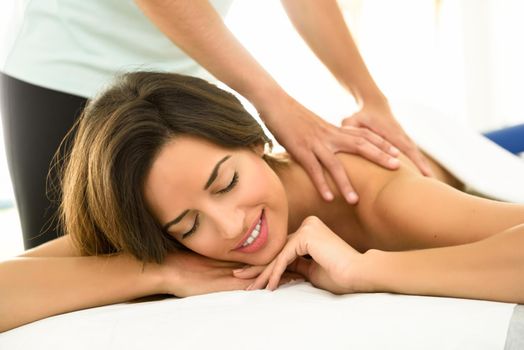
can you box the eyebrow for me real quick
[162,155,232,232]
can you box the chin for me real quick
[253,230,288,265]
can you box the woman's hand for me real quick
[236,216,363,295]
[342,100,434,177]
[160,250,303,297]
[260,95,400,204]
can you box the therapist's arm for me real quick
[281,0,433,177]
[281,0,382,106]
[134,0,401,204]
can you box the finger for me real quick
[287,256,313,279]
[405,148,435,177]
[341,116,360,127]
[353,127,400,157]
[390,135,435,177]
[315,145,359,204]
[294,150,335,201]
[265,240,306,290]
[239,272,304,293]
[246,260,278,291]
[348,135,401,171]
[339,126,400,166]
[232,265,266,279]
[356,128,401,164]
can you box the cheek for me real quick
[246,160,279,196]
[179,231,222,258]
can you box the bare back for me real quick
[275,152,524,252]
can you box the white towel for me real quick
[392,102,524,203]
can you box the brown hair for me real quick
[55,71,287,264]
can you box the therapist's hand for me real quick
[342,100,434,177]
[160,250,302,297]
[260,95,400,204]
[237,216,364,295]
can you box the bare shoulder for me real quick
[18,235,81,258]
[334,152,421,203]
[275,151,421,216]
[335,150,464,200]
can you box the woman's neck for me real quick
[270,154,346,234]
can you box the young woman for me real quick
[1,72,523,332]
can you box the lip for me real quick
[233,209,267,253]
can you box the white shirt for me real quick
[2,0,233,98]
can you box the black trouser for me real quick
[0,73,87,249]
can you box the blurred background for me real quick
[1,0,523,259]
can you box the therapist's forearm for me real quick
[362,224,524,303]
[281,0,385,106]
[0,254,165,332]
[134,0,288,112]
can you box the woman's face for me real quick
[144,135,289,266]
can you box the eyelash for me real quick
[217,171,239,194]
[182,172,239,239]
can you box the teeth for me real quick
[241,219,262,247]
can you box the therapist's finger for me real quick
[348,136,401,172]
[393,135,434,177]
[314,145,359,204]
[341,125,400,158]
[405,147,434,177]
[293,149,336,202]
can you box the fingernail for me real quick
[390,146,400,155]
[346,192,358,203]
[324,191,334,201]
[388,158,400,167]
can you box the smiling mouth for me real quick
[233,209,268,253]
[240,216,262,248]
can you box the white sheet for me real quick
[391,102,524,203]
[0,282,515,349]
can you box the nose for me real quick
[212,206,245,240]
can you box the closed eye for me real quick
[182,214,199,239]
[217,171,239,194]
[182,172,239,239]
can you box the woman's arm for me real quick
[1,236,282,332]
[0,236,163,332]
[18,234,80,258]
[333,152,524,250]
[243,216,524,303]
[368,168,524,250]
[0,253,165,332]
[361,223,524,303]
